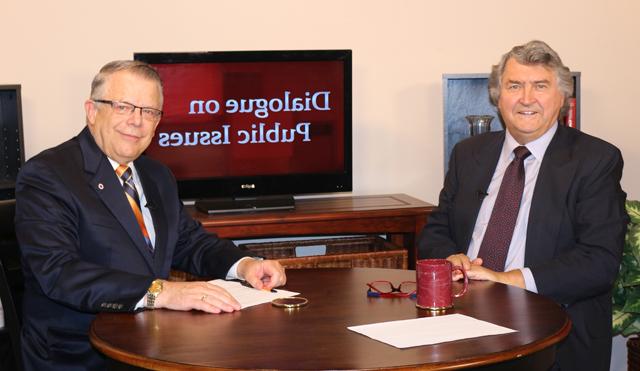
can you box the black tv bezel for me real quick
[134,49,352,201]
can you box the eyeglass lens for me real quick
[115,102,161,121]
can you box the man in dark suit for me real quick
[418,40,628,370]
[14,60,287,370]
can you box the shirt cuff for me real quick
[135,296,145,310]
[520,267,538,293]
[225,256,257,280]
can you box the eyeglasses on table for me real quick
[366,280,416,298]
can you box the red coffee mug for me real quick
[416,259,468,311]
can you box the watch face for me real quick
[147,280,163,309]
[150,280,163,293]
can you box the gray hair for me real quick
[488,40,573,111]
[90,60,163,104]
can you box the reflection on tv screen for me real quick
[148,60,345,180]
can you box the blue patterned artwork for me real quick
[443,74,502,173]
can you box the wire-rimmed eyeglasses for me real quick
[366,280,416,298]
[93,99,163,122]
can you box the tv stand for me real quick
[195,195,295,214]
[189,193,434,268]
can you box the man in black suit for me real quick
[418,40,628,370]
[15,60,287,370]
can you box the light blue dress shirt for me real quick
[466,123,558,292]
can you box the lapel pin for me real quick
[98,183,104,190]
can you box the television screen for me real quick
[134,50,352,206]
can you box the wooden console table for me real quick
[188,194,434,268]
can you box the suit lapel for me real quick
[471,133,504,195]
[78,128,155,271]
[135,160,169,274]
[525,126,577,266]
[459,133,504,250]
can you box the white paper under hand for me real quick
[348,313,517,348]
[209,279,299,309]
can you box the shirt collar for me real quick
[503,122,558,161]
[107,157,135,172]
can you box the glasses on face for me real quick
[93,99,163,122]
[366,280,416,298]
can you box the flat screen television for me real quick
[134,50,352,213]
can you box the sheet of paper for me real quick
[208,279,299,309]
[348,313,517,348]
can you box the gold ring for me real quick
[201,295,207,301]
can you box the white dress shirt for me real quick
[108,158,157,247]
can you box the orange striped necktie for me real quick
[115,164,154,253]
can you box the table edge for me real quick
[90,306,572,371]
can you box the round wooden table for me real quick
[90,268,571,370]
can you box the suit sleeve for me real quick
[158,168,252,278]
[169,203,252,278]
[15,160,153,313]
[531,145,628,305]
[418,143,464,259]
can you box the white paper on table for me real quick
[347,313,517,348]
[208,279,299,309]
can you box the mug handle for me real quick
[451,265,468,298]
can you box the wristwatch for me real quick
[146,279,163,309]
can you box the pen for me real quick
[240,280,277,293]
